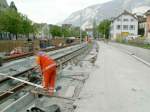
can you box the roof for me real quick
[137,15,146,23]
[112,10,138,22]
[145,10,150,16]
[85,28,93,31]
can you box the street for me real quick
[75,42,150,112]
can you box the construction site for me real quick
[1,40,150,112]
[0,41,99,112]
[1,0,150,111]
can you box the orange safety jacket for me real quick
[36,52,56,73]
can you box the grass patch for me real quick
[115,36,150,50]
[127,42,150,49]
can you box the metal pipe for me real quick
[0,73,43,89]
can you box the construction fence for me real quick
[0,38,75,52]
[0,40,40,52]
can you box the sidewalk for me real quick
[74,42,150,112]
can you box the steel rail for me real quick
[3,43,78,63]
[0,44,89,101]
[0,44,85,83]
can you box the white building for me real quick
[110,10,138,40]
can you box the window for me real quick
[116,25,121,30]
[117,19,121,21]
[131,19,134,22]
[130,25,135,30]
[123,25,128,30]
[123,19,128,22]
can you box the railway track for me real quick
[0,44,86,82]
[3,43,78,63]
[0,43,91,106]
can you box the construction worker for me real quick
[34,48,57,95]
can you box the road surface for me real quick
[75,42,150,112]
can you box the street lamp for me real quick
[93,17,97,39]
[80,11,82,44]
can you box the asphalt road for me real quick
[75,42,150,112]
[109,42,150,63]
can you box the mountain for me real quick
[62,0,150,29]
[132,6,150,15]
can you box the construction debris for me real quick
[0,42,99,112]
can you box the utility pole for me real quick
[93,17,98,39]
[80,12,82,44]
[104,23,106,39]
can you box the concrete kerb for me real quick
[110,43,150,68]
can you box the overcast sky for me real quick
[7,0,111,24]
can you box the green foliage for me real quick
[70,27,79,37]
[82,31,87,38]
[49,25,86,38]
[50,25,62,37]
[62,27,70,37]
[97,19,111,39]
[63,27,80,37]
[115,36,124,43]
[9,1,17,11]
[0,9,20,34]
[0,9,36,39]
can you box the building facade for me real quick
[145,10,150,38]
[137,15,146,36]
[110,11,138,40]
[138,10,150,39]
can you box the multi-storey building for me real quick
[110,10,138,40]
[145,10,150,38]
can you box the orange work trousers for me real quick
[42,67,56,92]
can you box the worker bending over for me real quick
[35,48,57,95]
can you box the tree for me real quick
[62,26,83,38]
[21,16,32,35]
[0,8,36,39]
[82,31,87,38]
[9,1,17,11]
[50,25,62,37]
[62,27,71,37]
[70,27,80,37]
[0,9,21,38]
[97,19,111,39]
[48,25,86,38]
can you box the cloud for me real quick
[7,0,111,24]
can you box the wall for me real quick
[0,40,39,52]
[111,15,138,40]
[146,15,150,37]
